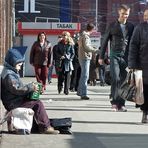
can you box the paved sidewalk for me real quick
[0,77,148,148]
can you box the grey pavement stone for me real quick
[0,77,148,148]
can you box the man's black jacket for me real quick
[100,20,134,60]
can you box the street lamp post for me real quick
[12,0,15,37]
[95,0,98,31]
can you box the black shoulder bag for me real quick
[50,117,72,134]
[118,71,136,102]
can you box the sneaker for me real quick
[81,96,90,100]
[111,104,118,112]
[118,106,127,112]
[43,127,59,134]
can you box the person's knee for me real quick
[34,100,44,109]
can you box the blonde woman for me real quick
[55,31,75,95]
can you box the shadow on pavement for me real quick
[69,132,148,148]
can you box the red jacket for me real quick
[30,41,52,67]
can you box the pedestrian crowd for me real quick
[1,4,148,136]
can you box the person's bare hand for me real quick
[33,83,39,92]
[98,59,104,65]
[60,56,65,60]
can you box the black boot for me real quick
[58,86,62,94]
[64,89,69,95]
[142,111,148,123]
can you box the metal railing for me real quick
[35,17,60,23]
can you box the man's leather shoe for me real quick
[142,111,148,123]
[81,96,90,100]
[64,90,69,95]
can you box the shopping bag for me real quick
[118,71,136,102]
[134,70,144,105]
[11,108,34,134]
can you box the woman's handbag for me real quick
[50,117,72,134]
[118,71,136,102]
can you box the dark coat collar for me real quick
[114,20,129,37]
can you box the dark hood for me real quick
[5,48,25,67]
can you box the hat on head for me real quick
[5,48,25,67]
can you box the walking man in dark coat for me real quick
[128,9,148,123]
[99,4,134,111]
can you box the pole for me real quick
[12,0,15,37]
[95,0,98,31]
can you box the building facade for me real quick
[1,0,148,65]
[0,0,13,64]
[76,0,148,33]
[107,0,145,25]
[14,0,148,33]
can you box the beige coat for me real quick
[78,31,97,60]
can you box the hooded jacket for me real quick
[1,48,34,111]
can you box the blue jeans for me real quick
[110,56,127,107]
[48,65,53,82]
[77,59,90,96]
[99,65,105,84]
